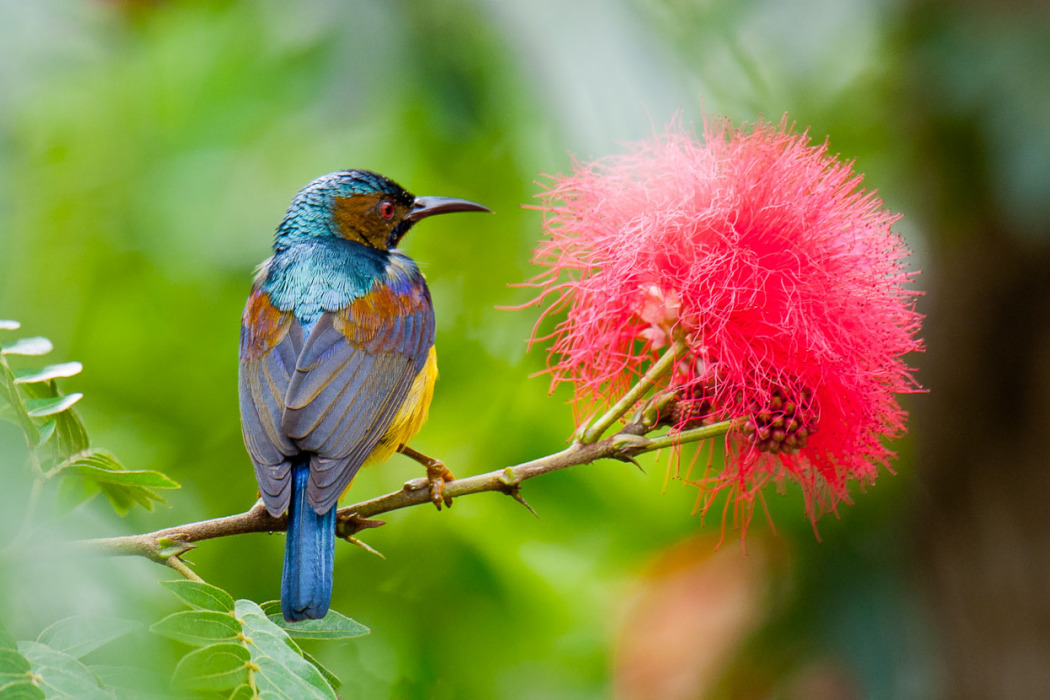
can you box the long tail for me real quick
[281,461,335,622]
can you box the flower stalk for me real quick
[578,336,687,444]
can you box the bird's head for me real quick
[274,170,489,251]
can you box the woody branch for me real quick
[78,345,733,579]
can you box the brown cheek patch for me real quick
[333,194,385,247]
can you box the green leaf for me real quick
[171,643,249,692]
[16,379,88,458]
[24,393,82,418]
[88,665,168,696]
[235,601,336,698]
[259,601,369,640]
[246,610,344,687]
[299,649,341,691]
[160,580,236,613]
[54,473,102,513]
[227,684,256,700]
[150,611,241,646]
[13,362,83,385]
[252,653,336,700]
[36,616,139,659]
[36,421,56,446]
[17,641,112,699]
[0,649,31,679]
[53,409,89,460]
[0,320,20,331]
[258,601,282,617]
[243,628,334,700]
[63,463,179,490]
[0,681,45,699]
[56,450,177,486]
[56,449,179,516]
[0,630,36,696]
[0,337,52,357]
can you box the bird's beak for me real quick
[405,196,491,222]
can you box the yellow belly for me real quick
[363,346,438,467]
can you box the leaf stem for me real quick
[164,556,205,582]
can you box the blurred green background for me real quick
[1,0,1047,697]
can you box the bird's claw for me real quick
[397,444,454,510]
[426,461,455,510]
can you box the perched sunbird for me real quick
[239,170,489,621]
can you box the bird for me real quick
[238,170,489,621]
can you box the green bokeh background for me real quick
[1,1,1045,697]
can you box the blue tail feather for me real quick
[281,462,335,622]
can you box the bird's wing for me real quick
[239,285,304,516]
[282,275,435,514]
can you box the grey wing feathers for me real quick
[282,313,424,514]
[239,321,304,516]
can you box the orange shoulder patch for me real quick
[337,277,432,353]
[241,287,293,360]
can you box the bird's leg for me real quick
[398,444,454,510]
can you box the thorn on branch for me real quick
[509,488,540,518]
[337,513,386,538]
[617,455,642,476]
[496,468,539,518]
[344,535,386,560]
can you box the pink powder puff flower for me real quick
[525,118,924,530]
[637,284,682,349]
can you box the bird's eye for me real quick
[379,201,396,220]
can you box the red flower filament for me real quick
[526,118,924,529]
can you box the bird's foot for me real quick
[425,460,455,511]
[398,444,454,510]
